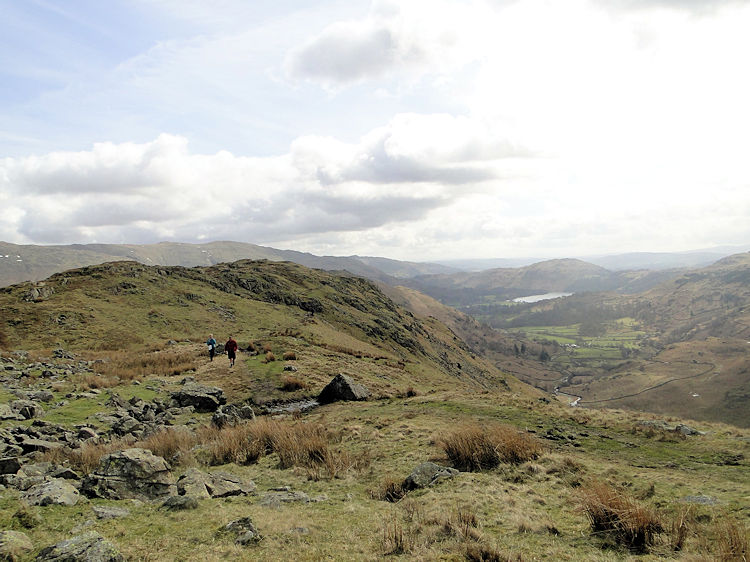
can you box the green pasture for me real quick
[507,320,648,365]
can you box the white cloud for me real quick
[2,114,524,245]
[285,0,491,86]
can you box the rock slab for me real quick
[35,531,124,562]
[81,448,176,500]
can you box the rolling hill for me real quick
[0,258,514,398]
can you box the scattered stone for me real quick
[283,365,298,372]
[211,403,255,428]
[0,457,21,475]
[176,468,255,499]
[93,506,131,520]
[22,479,80,506]
[35,531,124,562]
[681,495,719,505]
[52,349,74,360]
[175,468,211,499]
[222,517,261,546]
[19,438,63,455]
[25,390,55,403]
[675,424,705,436]
[0,530,33,560]
[10,400,44,420]
[77,427,99,441]
[23,284,54,302]
[161,495,199,511]
[637,420,705,436]
[402,462,458,491]
[0,404,23,421]
[318,374,369,403]
[50,466,81,481]
[205,471,256,498]
[260,490,310,507]
[110,416,144,437]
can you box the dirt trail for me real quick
[191,349,258,402]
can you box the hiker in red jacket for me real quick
[225,336,238,367]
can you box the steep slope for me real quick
[384,284,562,391]
[636,251,750,342]
[0,241,452,288]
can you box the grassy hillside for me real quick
[0,261,747,560]
[0,259,515,398]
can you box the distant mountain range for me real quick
[404,258,685,306]
[0,241,456,288]
[3,240,748,290]
[437,245,750,272]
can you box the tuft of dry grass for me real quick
[464,543,523,561]
[715,517,749,561]
[282,351,297,360]
[382,518,412,555]
[44,439,126,475]
[262,343,273,353]
[78,373,120,390]
[443,506,481,541]
[668,505,691,552]
[579,480,663,553]
[91,349,201,380]
[371,476,408,503]
[137,427,198,465]
[440,424,542,471]
[195,418,366,480]
[264,351,276,363]
[197,418,279,465]
[280,375,307,392]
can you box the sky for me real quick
[1,0,749,262]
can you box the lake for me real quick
[512,292,573,303]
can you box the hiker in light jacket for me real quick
[206,334,217,361]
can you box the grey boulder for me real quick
[402,462,458,491]
[318,374,369,403]
[22,479,80,506]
